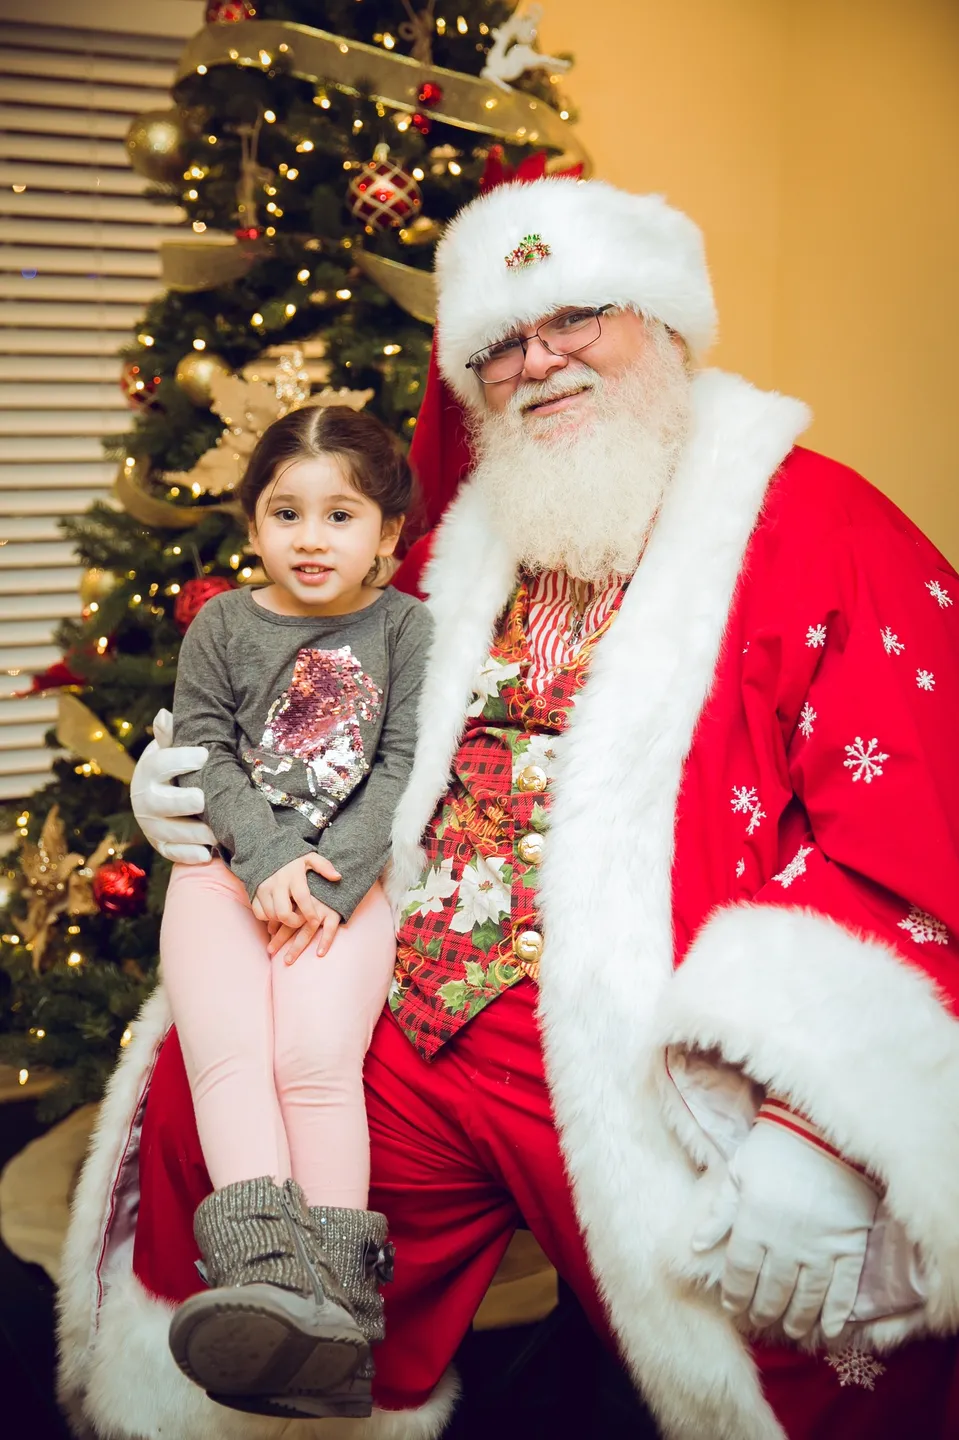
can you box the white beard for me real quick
[469,325,692,583]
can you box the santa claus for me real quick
[58,178,959,1440]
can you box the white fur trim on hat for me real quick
[435,177,718,405]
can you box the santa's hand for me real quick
[691,1114,879,1339]
[131,708,215,864]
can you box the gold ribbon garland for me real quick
[113,455,239,530]
[175,20,590,174]
[353,247,436,324]
[55,694,136,785]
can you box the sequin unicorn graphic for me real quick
[244,646,382,827]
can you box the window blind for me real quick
[0,17,187,799]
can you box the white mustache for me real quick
[510,364,599,415]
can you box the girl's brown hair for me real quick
[238,404,413,523]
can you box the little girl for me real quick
[160,404,431,1421]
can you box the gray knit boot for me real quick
[216,1206,394,1422]
[168,1177,369,1410]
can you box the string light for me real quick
[336,287,352,300]
[296,140,315,153]
[125,455,135,468]
[436,16,446,34]
[66,951,83,967]
[185,188,198,200]
[457,15,468,33]
[315,94,331,109]
[131,594,141,605]
[18,1069,28,1086]
[12,184,27,194]
[448,160,462,175]
[395,116,411,132]
[297,268,310,282]
[120,1027,134,1048]
[560,110,570,120]
[88,601,98,612]
[193,338,206,350]
[16,811,29,827]
[412,167,425,181]
[138,333,154,346]
[192,221,207,233]
[284,302,296,317]
[353,118,364,131]
[383,343,402,355]
[196,63,207,74]
[265,226,276,236]
[35,1029,45,1038]
[96,636,109,653]
[2,934,22,945]
[264,109,276,123]
[240,566,254,579]
[191,481,202,497]
[167,583,181,595]
[251,311,264,326]
[168,486,180,497]
[286,167,299,180]
[259,50,272,66]
[381,32,395,49]
[67,925,80,935]
[229,553,240,568]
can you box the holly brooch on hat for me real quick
[505,232,551,269]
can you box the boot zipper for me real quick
[280,1181,326,1307]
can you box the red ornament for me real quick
[173,575,237,634]
[205,0,255,21]
[120,359,161,411]
[234,225,262,240]
[411,112,432,136]
[416,81,443,108]
[92,860,148,919]
[347,150,422,231]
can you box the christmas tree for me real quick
[0,0,580,1116]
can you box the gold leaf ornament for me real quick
[18,809,119,971]
[165,348,374,497]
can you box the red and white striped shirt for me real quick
[526,570,627,693]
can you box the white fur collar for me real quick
[390,368,812,1437]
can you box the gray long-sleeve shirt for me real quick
[171,584,432,921]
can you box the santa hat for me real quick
[434,177,717,407]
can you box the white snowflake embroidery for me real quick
[826,1348,886,1391]
[843,736,889,784]
[880,626,905,655]
[731,785,759,815]
[736,858,746,878]
[730,785,766,835]
[746,804,766,836]
[731,787,766,834]
[773,845,814,888]
[805,623,828,648]
[926,580,953,608]
[898,906,949,946]
[916,668,936,691]
[798,702,817,739]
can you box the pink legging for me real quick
[160,859,395,1209]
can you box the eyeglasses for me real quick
[466,305,615,385]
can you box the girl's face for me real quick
[248,453,402,616]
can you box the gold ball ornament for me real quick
[125,109,191,183]
[79,568,117,608]
[174,350,232,407]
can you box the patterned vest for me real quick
[390,573,626,1060]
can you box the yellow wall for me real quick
[540,0,959,561]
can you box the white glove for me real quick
[691,1116,879,1339]
[131,708,216,864]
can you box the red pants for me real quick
[133,982,959,1437]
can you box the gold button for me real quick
[513,929,544,964]
[517,832,544,865]
[517,764,548,794]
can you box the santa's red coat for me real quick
[57,372,959,1440]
